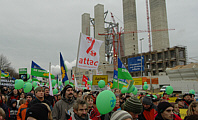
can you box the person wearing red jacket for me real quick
[85,95,100,120]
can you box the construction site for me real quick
[72,0,190,91]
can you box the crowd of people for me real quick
[0,84,197,120]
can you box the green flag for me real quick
[31,61,55,79]
[118,58,133,80]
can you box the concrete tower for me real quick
[94,4,106,64]
[149,0,170,51]
[123,0,138,56]
[82,13,90,36]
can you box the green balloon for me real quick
[53,89,58,95]
[127,85,135,93]
[15,79,24,90]
[46,82,49,86]
[42,83,45,85]
[52,80,56,87]
[65,80,69,86]
[121,87,127,93]
[58,81,62,86]
[98,80,105,88]
[32,81,37,87]
[165,86,173,95]
[27,79,32,83]
[143,84,149,90]
[189,89,195,95]
[96,90,116,114]
[23,83,32,93]
[132,87,138,95]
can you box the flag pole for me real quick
[49,62,53,96]
[75,33,82,87]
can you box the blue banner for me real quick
[60,52,69,83]
[128,56,144,72]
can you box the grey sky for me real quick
[0,0,197,75]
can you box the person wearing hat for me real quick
[26,103,52,120]
[17,92,33,120]
[123,96,143,120]
[162,93,170,101]
[28,86,52,110]
[155,102,182,120]
[175,98,184,109]
[110,110,133,120]
[138,96,157,120]
[183,93,193,109]
[52,84,75,120]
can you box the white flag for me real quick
[77,33,103,69]
[75,78,78,91]
[49,72,53,96]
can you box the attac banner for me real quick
[77,33,103,70]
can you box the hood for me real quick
[11,99,17,104]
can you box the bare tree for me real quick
[0,54,11,70]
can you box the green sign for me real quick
[19,68,27,74]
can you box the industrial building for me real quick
[121,46,187,77]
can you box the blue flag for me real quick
[60,52,69,83]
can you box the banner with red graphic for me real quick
[82,75,89,89]
[77,33,103,69]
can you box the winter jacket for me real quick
[68,112,91,120]
[44,95,55,107]
[9,99,18,120]
[16,100,29,120]
[0,100,9,120]
[52,97,75,120]
[139,104,157,120]
[28,97,52,110]
[89,106,101,120]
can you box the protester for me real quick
[44,87,55,107]
[123,96,143,119]
[28,86,52,110]
[8,89,19,105]
[175,98,184,108]
[162,93,170,101]
[173,103,181,117]
[1,95,7,105]
[183,93,193,109]
[68,99,90,120]
[110,110,133,120]
[186,114,198,120]
[9,99,18,120]
[17,92,33,120]
[113,97,121,112]
[138,96,157,120]
[0,108,5,120]
[77,91,83,99]
[155,102,182,120]
[184,101,198,120]
[0,95,9,120]
[52,84,75,120]
[85,95,101,120]
[26,103,52,120]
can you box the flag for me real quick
[82,75,89,89]
[75,78,78,91]
[31,61,55,78]
[60,52,69,83]
[49,72,53,96]
[77,33,103,70]
[113,70,128,89]
[118,58,133,80]
[1,70,10,77]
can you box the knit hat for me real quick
[26,103,49,120]
[26,92,33,98]
[110,110,133,120]
[35,86,44,93]
[123,96,143,114]
[157,102,173,113]
[142,96,152,105]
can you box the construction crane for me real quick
[98,12,175,71]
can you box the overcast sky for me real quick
[0,0,197,75]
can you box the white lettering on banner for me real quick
[77,33,103,70]
[122,69,128,72]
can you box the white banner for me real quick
[77,33,103,69]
